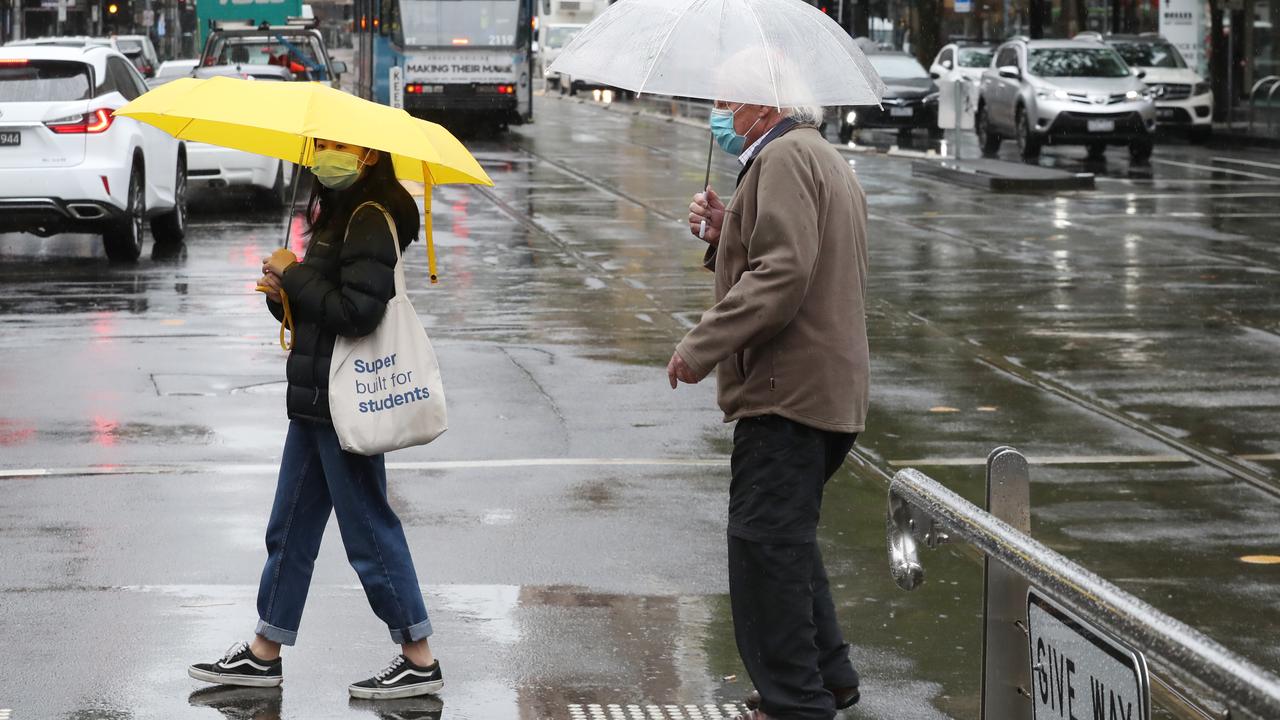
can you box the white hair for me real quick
[783,105,826,126]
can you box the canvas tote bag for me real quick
[328,202,447,455]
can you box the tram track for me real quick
[495,121,1280,499]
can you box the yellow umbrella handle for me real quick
[278,291,294,351]
[256,285,295,351]
[423,171,438,284]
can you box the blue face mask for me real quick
[710,107,748,155]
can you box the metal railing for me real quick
[1247,76,1280,134]
[886,447,1280,720]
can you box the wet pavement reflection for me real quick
[1,94,1278,719]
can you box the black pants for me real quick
[728,415,859,720]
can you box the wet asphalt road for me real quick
[1,95,1278,720]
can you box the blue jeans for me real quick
[255,420,431,646]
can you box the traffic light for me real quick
[104,0,130,28]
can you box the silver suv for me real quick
[976,37,1157,162]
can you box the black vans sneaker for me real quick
[349,655,444,700]
[189,641,284,688]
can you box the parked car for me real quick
[840,52,940,145]
[111,35,161,78]
[929,43,996,83]
[186,63,296,206]
[542,24,585,92]
[148,59,199,89]
[7,35,159,78]
[0,44,188,261]
[1077,32,1213,143]
[200,19,346,87]
[976,37,1156,162]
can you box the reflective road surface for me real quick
[1,95,1278,720]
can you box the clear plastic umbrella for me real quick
[546,0,885,238]
[545,0,886,108]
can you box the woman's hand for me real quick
[688,187,725,246]
[256,272,283,303]
[263,248,298,277]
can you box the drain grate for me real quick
[568,703,746,720]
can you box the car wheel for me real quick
[976,105,1001,156]
[1188,125,1212,144]
[1086,142,1107,161]
[151,155,188,245]
[1129,136,1154,163]
[1016,106,1041,160]
[896,128,913,147]
[103,164,145,263]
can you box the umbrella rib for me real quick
[798,7,882,106]
[635,0,705,95]
[740,0,780,109]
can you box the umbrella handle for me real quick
[254,285,294,351]
[424,185,438,284]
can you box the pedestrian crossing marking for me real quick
[568,703,745,720]
[0,708,13,720]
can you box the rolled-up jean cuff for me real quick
[255,619,299,646]
[389,618,433,644]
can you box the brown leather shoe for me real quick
[744,686,860,711]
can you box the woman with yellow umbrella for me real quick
[188,137,442,700]
[115,76,493,701]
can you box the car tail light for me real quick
[496,85,515,95]
[46,108,115,134]
[0,58,29,65]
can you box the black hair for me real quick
[303,150,420,249]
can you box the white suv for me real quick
[0,44,187,261]
[1078,33,1214,143]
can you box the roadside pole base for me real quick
[913,158,1095,192]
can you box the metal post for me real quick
[1227,19,1234,128]
[953,77,963,161]
[980,447,1033,720]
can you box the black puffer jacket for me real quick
[267,180,419,424]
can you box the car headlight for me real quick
[1126,89,1154,101]
[1193,81,1212,97]
[845,110,857,124]
[1036,89,1069,101]
[924,92,939,104]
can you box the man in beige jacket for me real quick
[670,99,869,720]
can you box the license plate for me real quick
[890,107,914,117]
[1157,108,1175,119]
[1028,590,1151,720]
[0,131,20,147]
[1087,119,1115,133]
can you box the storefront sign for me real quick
[1160,0,1205,75]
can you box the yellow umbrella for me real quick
[117,76,493,349]
[117,76,494,281]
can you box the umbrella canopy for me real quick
[118,75,494,292]
[117,76,493,187]
[546,0,886,108]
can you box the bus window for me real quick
[401,0,520,48]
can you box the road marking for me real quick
[568,703,745,720]
[1151,158,1280,180]
[1211,156,1280,171]
[0,709,11,720]
[1239,555,1280,565]
[889,453,1280,467]
[0,457,730,480]
[6,453,1270,479]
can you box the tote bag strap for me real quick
[348,201,406,299]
